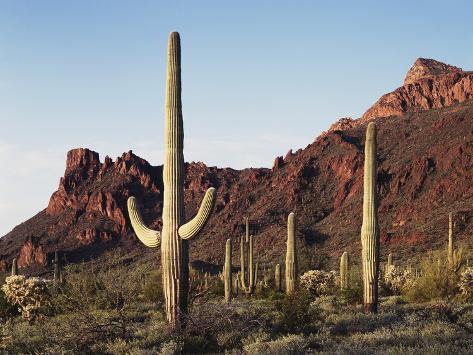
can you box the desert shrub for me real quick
[337,269,363,305]
[0,292,18,320]
[402,250,462,303]
[300,269,337,296]
[159,339,184,355]
[185,299,275,352]
[459,267,473,300]
[384,265,415,295]
[1,275,49,320]
[243,333,308,354]
[275,289,315,334]
[142,271,164,304]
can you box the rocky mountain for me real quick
[1,58,473,272]
[362,58,473,121]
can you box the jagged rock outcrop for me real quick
[1,58,473,271]
[17,238,47,268]
[362,58,473,120]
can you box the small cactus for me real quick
[360,122,380,314]
[340,251,349,290]
[448,212,454,265]
[234,273,239,297]
[275,263,282,292]
[224,238,232,302]
[285,212,298,294]
[11,258,18,276]
[386,253,394,273]
[53,251,61,284]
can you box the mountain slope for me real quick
[1,58,473,272]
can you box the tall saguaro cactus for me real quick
[361,122,380,314]
[285,212,297,294]
[340,251,349,290]
[224,238,232,302]
[127,32,216,329]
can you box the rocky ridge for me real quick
[1,58,473,272]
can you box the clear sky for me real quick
[0,0,472,236]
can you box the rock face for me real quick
[404,58,462,85]
[1,58,473,270]
[362,58,473,120]
[18,238,47,268]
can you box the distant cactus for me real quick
[275,263,282,292]
[361,122,380,313]
[285,212,298,294]
[234,273,239,296]
[11,258,18,276]
[224,238,232,302]
[448,212,454,265]
[240,220,257,294]
[340,251,349,289]
[53,251,61,284]
[126,32,216,329]
[446,212,463,271]
[386,253,393,273]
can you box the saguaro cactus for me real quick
[240,233,257,294]
[340,251,349,290]
[11,258,17,276]
[361,122,380,314]
[234,273,239,296]
[127,32,216,329]
[285,212,297,294]
[275,263,282,292]
[53,251,61,284]
[448,212,454,265]
[224,238,232,302]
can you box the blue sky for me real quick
[0,0,472,236]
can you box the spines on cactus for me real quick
[224,238,232,302]
[11,257,18,276]
[361,122,380,314]
[285,212,297,294]
[340,251,349,290]
[126,32,216,329]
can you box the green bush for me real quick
[403,250,462,303]
[337,269,363,305]
[275,289,315,334]
[142,271,164,304]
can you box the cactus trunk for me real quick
[11,257,17,276]
[224,238,232,302]
[54,251,61,284]
[340,251,349,289]
[127,32,216,329]
[275,263,282,292]
[285,212,297,294]
[361,122,380,314]
[448,212,454,265]
[240,220,257,294]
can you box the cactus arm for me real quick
[178,187,216,240]
[127,197,161,248]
